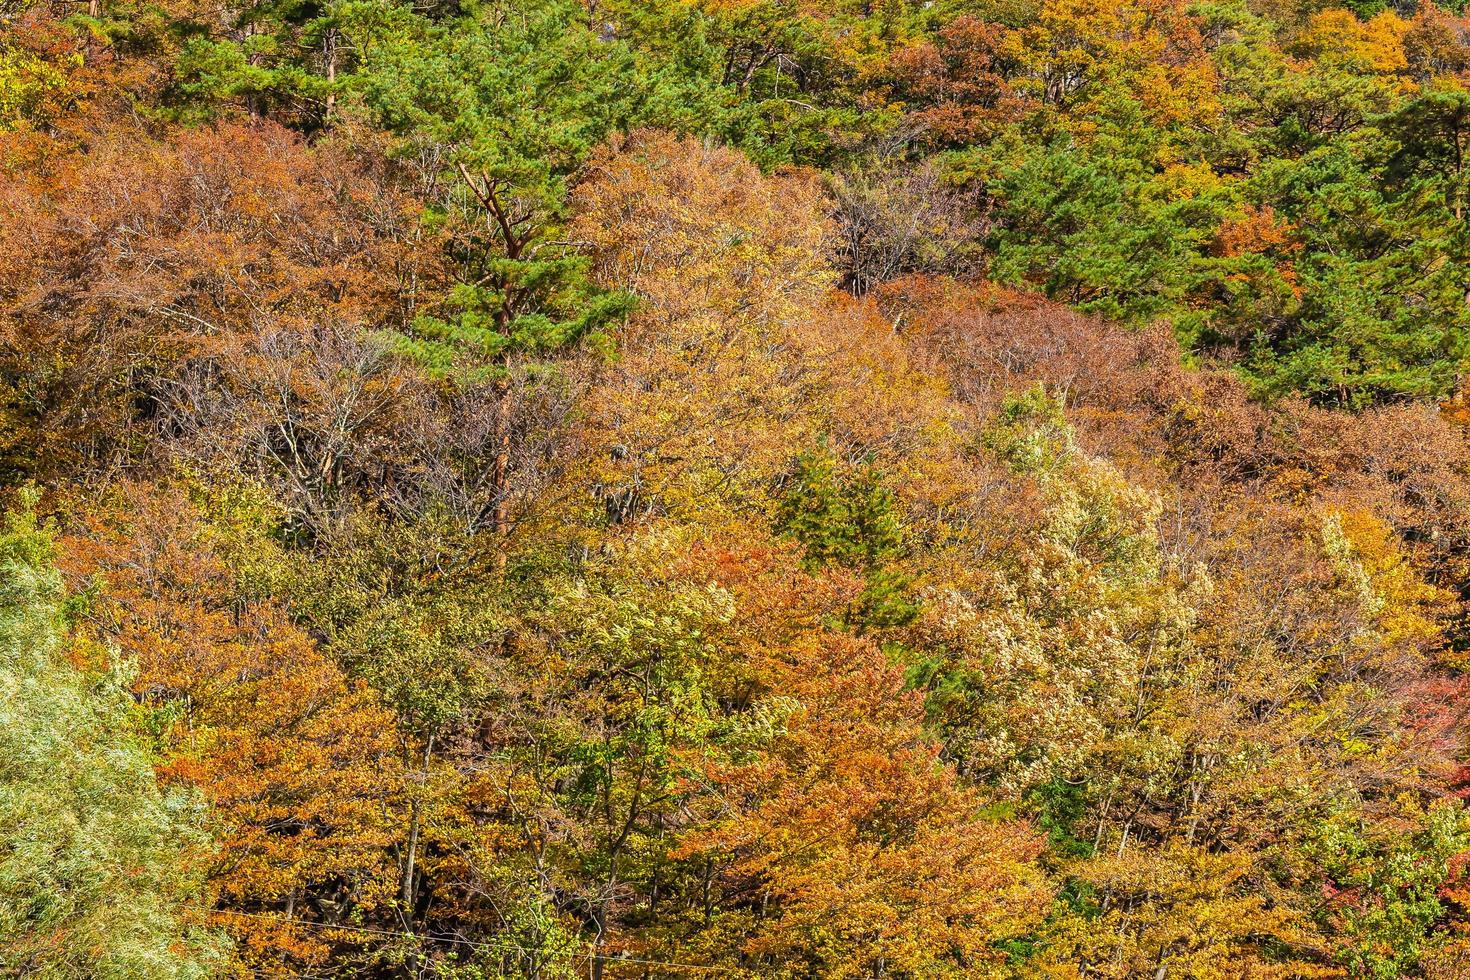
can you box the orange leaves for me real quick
[4,120,419,330]
[0,117,434,483]
[1210,204,1303,297]
[1212,205,1299,259]
[668,540,1050,977]
[57,483,402,976]
[884,17,1024,146]
[1405,5,1470,82]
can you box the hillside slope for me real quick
[6,0,1470,976]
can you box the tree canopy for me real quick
[8,0,1470,975]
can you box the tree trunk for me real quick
[590,906,606,980]
[494,375,510,538]
[323,28,338,119]
[401,798,420,911]
[400,735,433,918]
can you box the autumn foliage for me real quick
[7,0,1470,976]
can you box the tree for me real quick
[1245,137,1470,404]
[347,0,649,540]
[669,537,1052,978]
[357,0,642,377]
[0,118,429,487]
[774,447,920,631]
[828,148,988,296]
[58,483,403,975]
[881,16,1023,149]
[1026,844,1337,979]
[1382,89,1470,220]
[282,506,497,935]
[1313,803,1470,980]
[986,137,1225,325]
[0,493,226,978]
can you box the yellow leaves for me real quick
[1003,0,1212,124]
[572,129,833,327]
[1328,508,1454,653]
[568,131,837,523]
[0,49,69,127]
[1030,845,1342,979]
[1292,9,1413,82]
[1136,61,1223,131]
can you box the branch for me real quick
[457,162,529,259]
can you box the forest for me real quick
[7,0,1470,973]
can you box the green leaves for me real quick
[352,0,649,376]
[289,507,497,739]
[774,448,919,630]
[975,83,1470,406]
[355,0,635,178]
[1312,803,1470,979]
[1242,132,1470,405]
[987,136,1225,325]
[0,500,226,978]
[982,384,1074,475]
